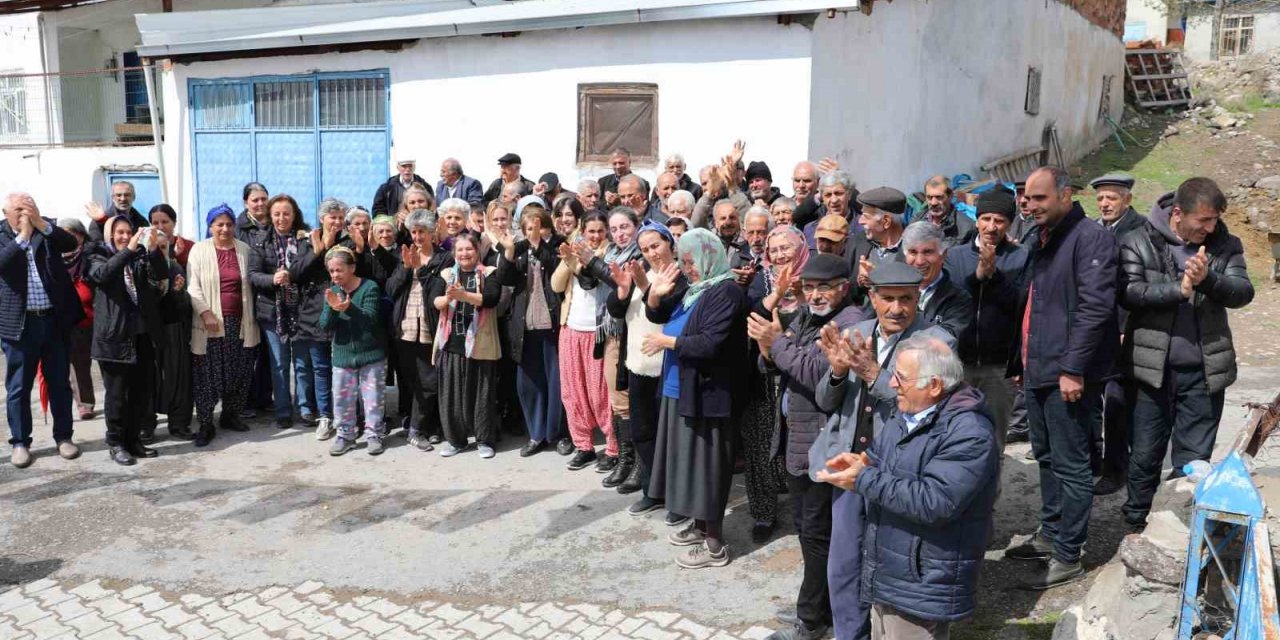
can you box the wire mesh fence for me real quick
[0,64,163,148]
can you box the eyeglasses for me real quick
[800,280,848,295]
[892,371,935,388]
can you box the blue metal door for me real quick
[191,71,389,230]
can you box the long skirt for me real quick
[193,315,255,429]
[650,396,734,522]
[437,350,498,448]
[742,373,786,523]
[155,321,194,428]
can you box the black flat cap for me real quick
[799,253,851,281]
[977,186,1017,219]
[498,153,522,166]
[538,172,560,192]
[856,187,907,214]
[746,161,772,182]
[1089,172,1135,190]
[869,261,923,288]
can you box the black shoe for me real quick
[238,407,257,420]
[299,414,319,428]
[775,608,800,627]
[604,445,633,488]
[169,426,196,441]
[221,415,250,432]
[567,449,598,471]
[555,438,574,456]
[1093,473,1124,496]
[109,445,136,466]
[194,426,215,448]
[1124,518,1147,535]
[752,520,776,544]
[138,429,157,444]
[1006,428,1030,444]
[1018,558,1085,590]
[520,440,544,458]
[274,418,293,430]
[665,512,690,527]
[1005,532,1053,561]
[617,460,642,494]
[595,454,618,474]
[628,496,664,516]
[126,445,159,459]
[765,622,830,640]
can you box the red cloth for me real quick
[171,236,194,268]
[1021,282,1033,369]
[216,247,243,318]
[74,278,93,328]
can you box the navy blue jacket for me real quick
[857,384,999,622]
[1007,203,1118,388]
[0,220,84,340]
[944,232,1030,366]
[435,175,484,206]
[647,280,748,420]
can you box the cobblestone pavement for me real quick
[0,577,781,640]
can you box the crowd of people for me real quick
[0,141,1255,640]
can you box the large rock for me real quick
[1121,534,1184,585]
[1255,175,1280,192]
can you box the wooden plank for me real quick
[1136,98,1191,107]
[1130,73,1189,81]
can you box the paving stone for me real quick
[256,587,290,601]
[87,596,136,619]
[8,601,54,626]
[306,593,336,609]
[289,605,339,631]
[572,623,611,640]
[372,627,418,640]
[312,619,360,640]
[251,610,299,632]
[414,620,463,640]
[51,598,93,622]
[455,613,502,639]
[109,606,156,631]
[119,586,155,601]
[219,593,254,608]
[211,613,257,637]
[493,608,538,634]
[486,632,524,640]
[564,604,606,622]
[673,618,714,640]
[0,590,36,614]
[83,626,133,640]
[476,604,507,620]
[0,619,30,640]
[427,603,471,625]
[264,593,308,616]
[227,599,272,620]
[739,626,774,640]
[614,617,645,635]
[231,629,274,640]
[529,603,575,629]
[632,621,683,640]
[637,611,681,628]
[151,605,198,629]
[177,596,213,610]
[32,587,75,608]
[600,610,628,627]
[292,582,325,596]
[128,593,172,614]
[349,614,396,637]
[21,613,72,638]
[62,610,117,636]
[174,619,219,640]
[359,599,405,619]
[331,604,369,623]
[69,581,114,602]
[387,609,432,631]
[21,579,59,595]
[194,603,236,624]
[130,621,182,640]
[281,627,320,640]
[523,621,556,639]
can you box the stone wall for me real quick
[1060,0,1127,39]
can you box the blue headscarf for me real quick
[636,218,675,250]
[205,203,236,237]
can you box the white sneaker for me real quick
[315,417,336,441]
[478,444,495,459]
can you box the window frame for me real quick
[0,73,28,140]
[576,82,659,166]
[1218,14,1254,58]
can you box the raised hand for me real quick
[628,260,649,292]
[351,227,366,253]
[857,256,874,288]
[775,263,796,296]
[445,280,467,302]
[127,229,144,252]
[575,240,596,266]
[325,288,350,312]
[401,245,421,270]
[609,261,632,295]
[310,228,326,253]
[557,240,576,264]
[746,309,783,357]
[725,140,746,169]
[85,201,106,222]
[846,329,879,384]
[649,262,680,298]
[817,157,840,175]
[976,236,997,280]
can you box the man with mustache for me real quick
[920,175,974,249]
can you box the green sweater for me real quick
[318,278,386,369]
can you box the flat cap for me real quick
[869,261,923,288]
[746,161,772,182]
[396,157,415,166]
[977,186,1017,219]
[1089,172,1135,190]
[538,172,560,193]
[799,253,851,281]
[497,152,522,166]
[815,214,850,242]
[856,187,907,215]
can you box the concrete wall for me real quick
[158,17,814,234]
[808,0,1124,192]
[1184,6,1280,61]
[1125,0,1178,43]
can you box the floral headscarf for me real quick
[676,228,734,310]
[762,225,809,313]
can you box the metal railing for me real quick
[0,64,163,148]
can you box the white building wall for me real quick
[160,17,814,234]
[1184,8,1280,61]
[0,146,158,219]
[1124,0,1176,43]
[808,0,1125,191]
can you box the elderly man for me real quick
[436,158,483,206]
[813,214,853,262]
[819,336,998,640]
[645,172,679,223]
[810,261,956,640]
[942,186,1029,447]
[903,221,973,342]
[533,172,568,208]
[484,153,535,205]
[663,153,702,201]
[747,161,782,207]
[500,180,531,207]
[599,148,650,208]
[852,187,908,302]
[666,190,695,223]
[1009,173,1037,246]
[748,254,867,640]
[1005,166,1117,591]
[803,171,861,250]
[920,175,974,248]
[617,175,650,220]
[791,161,822,229]
[713,200,745,255]
[731,206,771,283]
[1120,177,1253,531]
[577,179,602,213]
[1,193,85,468]
[86,181,149,242]
[374,157,432,217]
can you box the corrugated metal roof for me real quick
[136,0,856,57]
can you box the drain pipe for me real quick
[141,58,170,214]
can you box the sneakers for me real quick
[478,444,496,459]
[765,622,830,640]
[275,417,293,430]
[439,442,462,458]
[519,440,544,457]
[408,434,434,451]
[57,440,81,460]
[1019,558,1085,590]
[752,519,775,544]
[366,437,385,456]
[1005,531,1054,561]
[555,438,574,456]
[595,455,618,474]
[567,449,598,471]
[628,496,664,516]
[329,437,354,456]
[11,446,31,469]
[315,417,336,441]
[299,413,319,428]
[428,435,443,445]
[668,522,706,546]
[665,512,691,527]
[676,542,730,569]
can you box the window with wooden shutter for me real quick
[577,83,658,165]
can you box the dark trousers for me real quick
[628,371,661,495]
[1090,379,1129,479]
[1027,385,1099,563]
[3,313,73,447]
[69,324,95,409]
[788,474,833,631]
[395,340,441,439]
[247,339,273,410]
[1123,366,1223,524]
[155,321,193,428]
[100,338,157,448]
[437,351,498,448]
[1008,380,1029,436]
[828,487,870,640]
[515,330,563,445]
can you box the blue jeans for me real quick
[263,329,332,420]
[3,314,73,447]
[262,327,294,420]
[1027,385,1099,563]
[515,330,562,444]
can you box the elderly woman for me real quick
[249,194,332,431]
[319,247,388,456]
[432,231,505,459]
[87,215,170,464]
[395,185,435,247]
[149,204,196,439]
[770,197,797,229]
[187,204,260,446]
[436,198,468,251]
[644,228,749,569]
[58,218,96,421]
[386,209,452,450]
[504,199,565,457]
